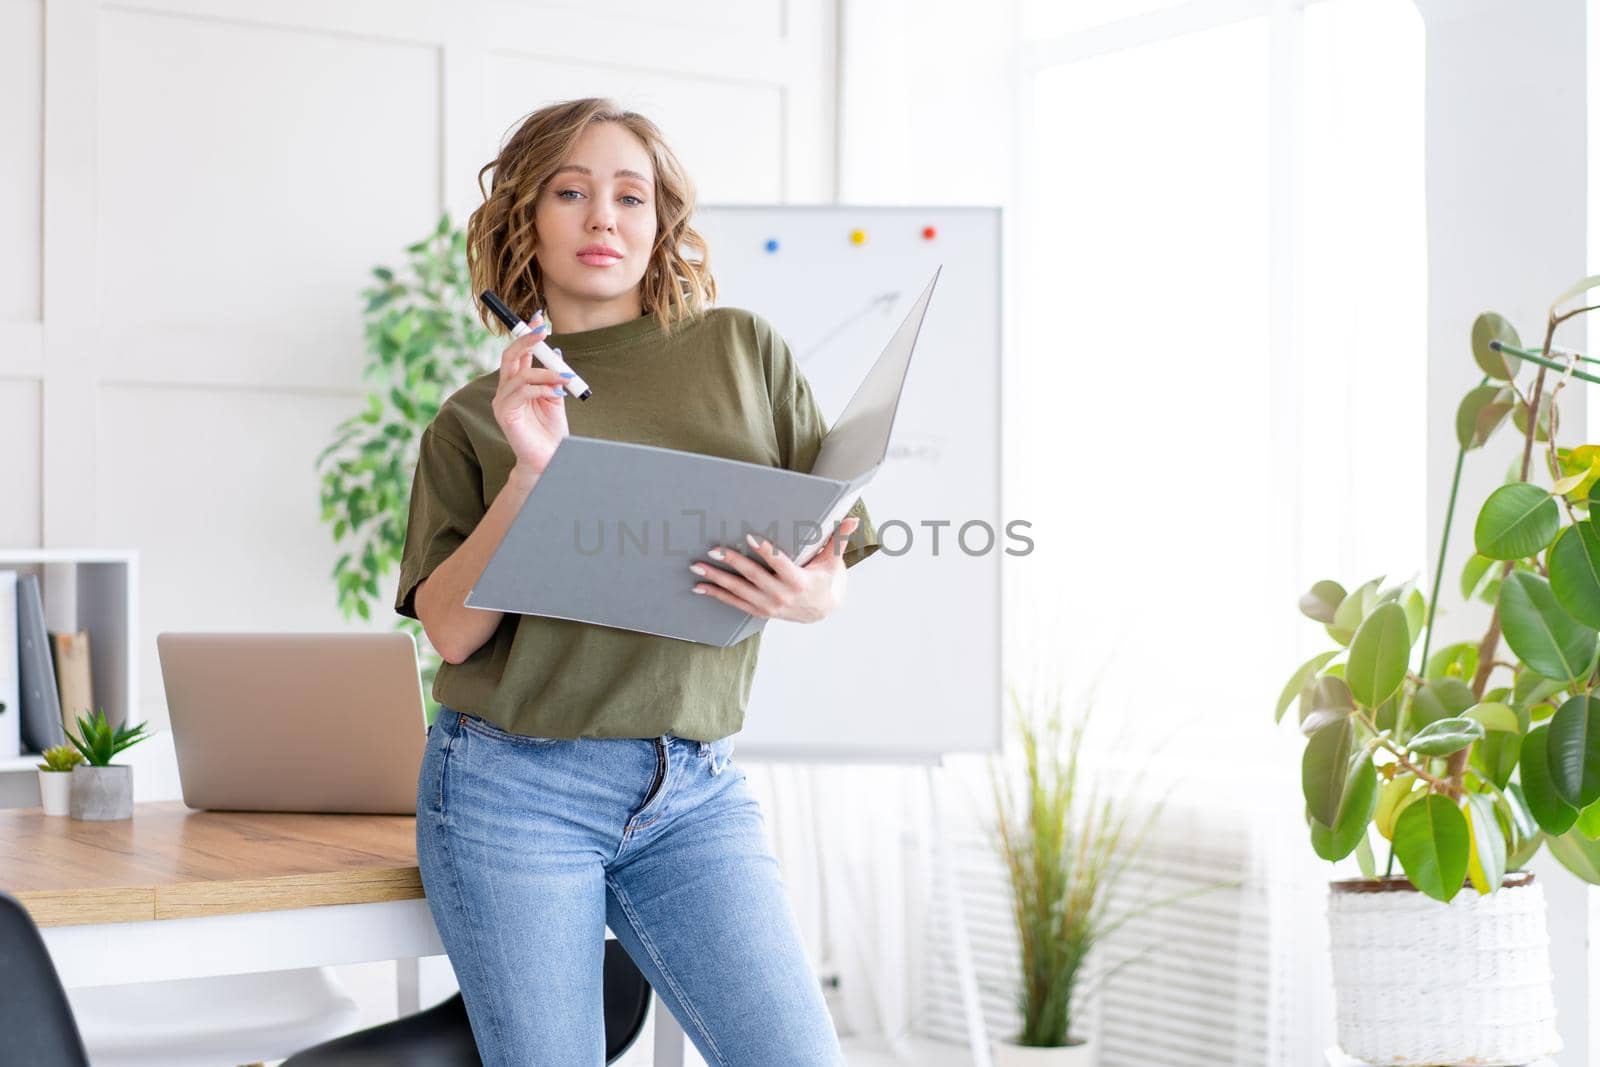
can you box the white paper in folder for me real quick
[465,266,940,646]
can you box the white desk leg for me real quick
[396,957,420,1017]
[927,763,993,1067]
[652,990,686,1067]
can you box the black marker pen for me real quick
[479,290,593,401]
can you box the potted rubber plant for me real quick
[68,707,153,821]
[1277,275,1600,1064]
[986,679,1165,1065]
[36,743,84,816]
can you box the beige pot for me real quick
[991,1036,1094,1067]
[37,770,72,816]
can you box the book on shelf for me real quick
[51,630,93,740]
[0,571,17,760]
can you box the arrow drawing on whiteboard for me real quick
[794,290,901,369]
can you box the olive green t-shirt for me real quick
[394,306,880,742]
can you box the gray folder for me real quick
[465,266,940,646]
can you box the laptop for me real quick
[156,632,429,814]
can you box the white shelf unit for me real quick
[0,549,138,775]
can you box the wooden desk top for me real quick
[0,801,422,927]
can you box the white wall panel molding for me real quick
[12,0,835,713]
[102,0,447,46]
[41,0,100,545]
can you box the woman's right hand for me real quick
[491,311,570,475]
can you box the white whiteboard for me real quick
[694,205,1002,764]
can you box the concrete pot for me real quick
[70,764,133,820]
[37,770,73,815]
[992,1036,1094,1066]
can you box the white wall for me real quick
[0,0,837,735]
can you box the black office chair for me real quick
[0,884,650,1066]
[282,938,654,1065]
[0,890,92,1067]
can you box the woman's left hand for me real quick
[690,517,861,623]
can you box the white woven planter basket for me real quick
[1327,873,1561,1065]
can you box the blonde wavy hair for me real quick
[466,98,717,339]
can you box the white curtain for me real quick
[739,0,1428,1061]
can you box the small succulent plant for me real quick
[37,743,84,773]
[67,708,153,767]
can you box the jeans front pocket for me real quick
[707,736,736,775]
[455,711,564,747]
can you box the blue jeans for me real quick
[415,707,846,1066]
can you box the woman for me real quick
[394,97,878,1066]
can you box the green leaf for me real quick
[1300,675,1356,736]
[1346,603,1411,708]
[1426,641,1479,682]
[1498,571,1598,682]
[1465,792,1508,894]
[1407,716,1486,756]
[1303,719,1357,827]
[1555,464,1596,495]
[1509,829,1546,871]
[1513,669,1565,709]
[1548,694,1600,807]
[1412,679,1477,729]
[1520,724,1579,835]
[1456,384,1517,449]
[1355,831,1376,878]
[1401,588,1426,647]
[1511,392,1556,442]
[1553,447,1600,508]
[1393,794,1471,902]
[1471,311,1521,379]
[1276,650,1339,723]
[1549,273,1600,313]
[1375,690,1403,733]
[1472,725,1524,790]
[1460,553,1498,602]
[1310,758,1379,863]
[1582,461,1600,515]
[1474,483,1560,561]
[1546,827,1600,883]
[1549,522,1600,629]
[1326,577,1383,647]
[1336,759,1377,838]
[1576,798,1600,839]
[1464,702,1521,734]
[1375,772,1419,840]
[1311,758,1378,862]
[1503,782,1540,839]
